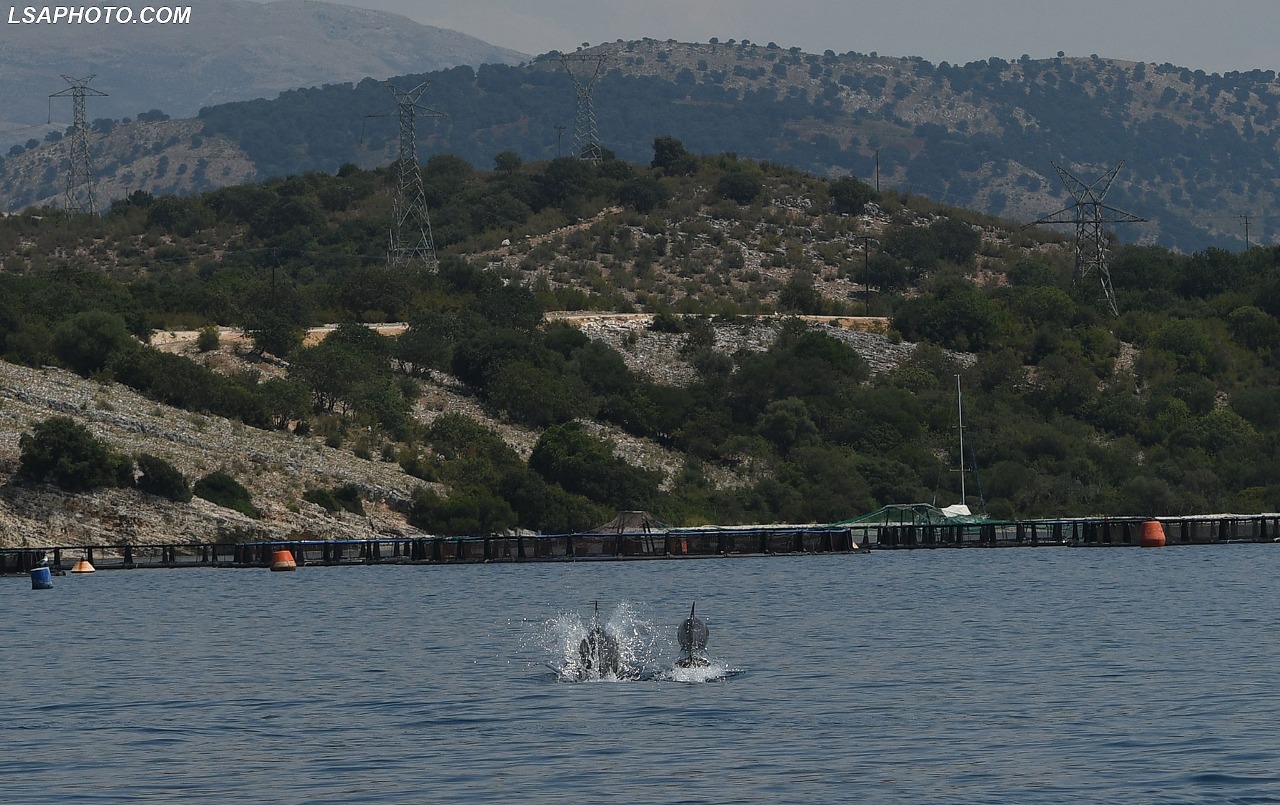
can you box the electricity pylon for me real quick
[1030,161,1145,316]
[49,75,108,215]
[368,80,444,270]
[558,54,610,162]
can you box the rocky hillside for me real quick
[2,151,1272,535]
[0,314,926,549]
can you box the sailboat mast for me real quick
[956,374,965,505]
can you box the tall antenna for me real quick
[1030,161,1145,316]
[558,54,610,162]
[367,80,444,270]
[49,75,108,215]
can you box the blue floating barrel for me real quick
[30,566,53,590]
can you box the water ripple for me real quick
[5,548,1280,802]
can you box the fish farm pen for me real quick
[2,513,1280,575]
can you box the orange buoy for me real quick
[70,559,96,573]
[270,549,297,571]
[1139,520,1166,548]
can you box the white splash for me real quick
[537,602,659,682]
[530,602,742,683]
[661,662,737,684]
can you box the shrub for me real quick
[17,416,133,492]
[302,487,341,512]
[649,311,686,333]
[716,166,763,204]
[135,453,192,502]
[332,483,365,515]
[196,326,220,352]
[304,484,364,515]
[193,471,259,518]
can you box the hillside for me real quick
[0,315,920,547]
[0,151,1278,549]
[0,0,526,146]
[3,38,1276,251]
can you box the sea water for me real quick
[3,545,1279,803]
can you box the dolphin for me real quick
[676,602,711,668]
[578,602,623,678]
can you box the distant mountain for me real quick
[4,38,1280,252]
[0,0,526,138]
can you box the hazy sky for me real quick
[276,0,1278,73]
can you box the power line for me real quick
[0,121,62,137]
[49,75,108,215]
[558,54,610,162]
[1030,161,1145,316]
[366,81,444,271]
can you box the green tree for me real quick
[829,176,874,214]
[493,150,523,175]
[928,217,982,264]
[487,363,588,427]
[651,135,699,175]
[52,310,137,375]
[755,397,818,455]
[530,422,661,511]
[291,323,393,413]
[616,175,669,213]
[778,275,825,313]
[857,252,912,294]
[396,311,460,375]
[258,377,311,428]
[408,487,517,536]
[716,164,763,204]
[243,310,303,359]
[17,416,133,491]
[882,224,939,270]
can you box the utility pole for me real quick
[956,374,966,507]
[1029,161,1145,317]
[49,75,108,215]
[554,124,566,158]
[856,235,875,314]
[1240,214,1252,249]
[558,53,610,162]
[367,80,444,270]
[874,148,880,193]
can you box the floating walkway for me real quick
[0,524,856,573]
[854,512,1280,549]
[1,514,1277,575]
